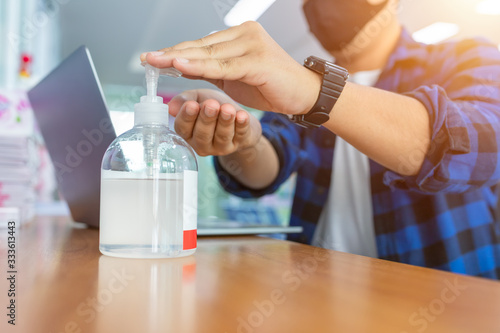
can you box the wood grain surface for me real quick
[1,216,499,333]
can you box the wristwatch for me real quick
[290,56,349,128]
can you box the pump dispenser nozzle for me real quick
[145,64,160,103]
[134,64,169,126]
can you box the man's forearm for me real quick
[218,136,279,190]
[324,82,431,176]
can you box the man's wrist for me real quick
[291,57,349,128]
[300,67,323,115]
[235,133,264,155]
[218,135,264,176]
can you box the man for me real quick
[141,0,500,279]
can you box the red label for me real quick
[183,229,197,250]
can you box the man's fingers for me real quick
[141,22,266,84]
[191,100,221,152]
[220,103,238,121]
[233,110,251,143]
[163,26,242,51]
[170,42,248,61]
[168,97,185,117]
[213,104,237,152]
[168,91,199,117]
[140,21,260,62]
[141,27,243,64]
[143,52,172,68]
[179,75,225,90]
[145,52,250,81]
[174,57,250,81]
[173,101,200,140]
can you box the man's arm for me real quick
[143,22,431,177]
[147,22,500,192]
[324,82,431,176]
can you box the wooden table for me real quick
[1,216,500,333]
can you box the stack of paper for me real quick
[0,90,38,227]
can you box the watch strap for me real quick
[291,57,348,128]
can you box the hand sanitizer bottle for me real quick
[99,64,197,258]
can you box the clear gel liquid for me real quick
[99,171,193,258]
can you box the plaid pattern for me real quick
[214,30,500,279]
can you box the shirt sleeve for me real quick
[384,40,500,193]
[213,113,306,198]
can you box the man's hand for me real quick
[169,89,279,190]
[141,21,321,116]
[168,89,262,157]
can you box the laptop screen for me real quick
[28,46,116,227]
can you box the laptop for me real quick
[28,46,302,236]
[28,46,115,228]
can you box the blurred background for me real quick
[1,0,499,225]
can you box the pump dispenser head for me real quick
[134,63,181,126]
[144,64,162,104]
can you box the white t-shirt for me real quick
[311,70,381,258]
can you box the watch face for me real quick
[305,111,330,125]
[291,111,329,128]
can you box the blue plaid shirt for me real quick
[214,30,500,279]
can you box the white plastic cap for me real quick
[134,95,169,125]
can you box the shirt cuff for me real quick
[383,85,472,193]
